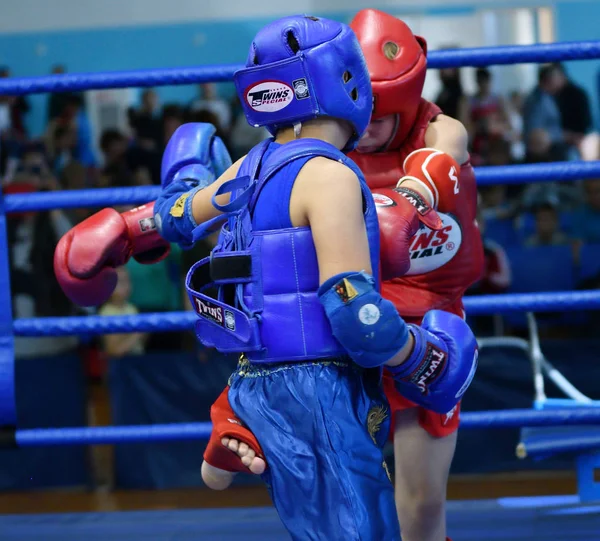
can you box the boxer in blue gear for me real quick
[156,15,403,541]
[154,14,479,540]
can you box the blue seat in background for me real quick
[506,245,575,293]
[502,245,575,329]
[578,243,600,282]
[485,217,519,247]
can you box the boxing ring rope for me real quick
[0,41,599,483]
[9,290,600,337]
[5,160,600,213]
[1,41,600,96]
[3,408,600,449]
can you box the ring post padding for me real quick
[0,190,17,430]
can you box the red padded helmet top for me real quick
[350,9,428,149]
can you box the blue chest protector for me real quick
[185,139,380,363]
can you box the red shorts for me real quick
[383,369,460,439]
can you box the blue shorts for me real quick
[228,357,401,541]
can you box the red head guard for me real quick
[350,9,427,150]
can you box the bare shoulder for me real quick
[293,156,362,223]
[298,156,361,193]
[425,114,469,164]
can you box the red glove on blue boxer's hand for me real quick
[53,203,169,307]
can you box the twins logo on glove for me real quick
[406,212,463,275]
[406,342,447,395]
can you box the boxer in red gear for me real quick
[347,9,484,541]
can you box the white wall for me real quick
[0,0,590,34]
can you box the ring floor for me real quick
[1,495,598,540]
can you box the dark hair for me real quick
[53,125,70,140]
[535,202,558,215]
[538,64,560,85]
[99,129,126,153]
[162,104,183,121]
[487,138,511,157]
[476,68,491,84]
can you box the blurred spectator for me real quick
[434,47,470,127]
[60,160,87,190]
[524,202,571,247]
[189,83,232,132]
[571,179,600,243]
[128,89,162,151]
[472,210,512,295]
[98,129,133,187]
[100,129,129,169]
[229,95,270,160]
[554,63,593,147]
[486,138,513,166]
[523,64,568,162]
[0,66,30,141]
[468,209,511,336]
[525,128,554,163]
[469,68,508,164]
[480,184,517,221]
[505,91,526,162]
[60,161,91,223]
[47,124,77,177]
[0,67,19,177]
[47,93,97,168]
[125,245,184,351]
[0,67,12,139]
[98,267,146,358]
[579,132,600,162]
[6,157,78,358]
[47,64,85,122]
[162,104,185,149]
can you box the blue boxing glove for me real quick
[153,123,232,248]
[387,310,479,414]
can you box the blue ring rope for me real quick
[5,161,600,212]
[12,290,600,337]
[11,408,600,447]
[0,41,599,96]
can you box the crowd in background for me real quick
[1,61,599,365]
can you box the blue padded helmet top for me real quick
[233,15,373,151]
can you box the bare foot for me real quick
[201,437,267,490]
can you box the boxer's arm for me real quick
[392,116,468,212]
[299,159,414,368]
[190,158,244,226]
[424,114,469,164]
[300,157,373,280]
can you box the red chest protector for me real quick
[350,99,484,319]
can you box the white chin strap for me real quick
[293,122,302,139]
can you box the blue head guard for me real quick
[233,15,373,151]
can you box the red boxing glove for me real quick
[203,386,265,473]
[401,148,461,208]
[373,187,443,281]
[54,202,170,307]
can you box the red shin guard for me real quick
[203,386,265,473]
